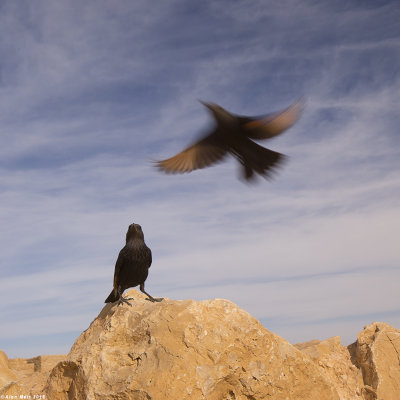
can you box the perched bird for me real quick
[105,223,162,306]
[155,100,302,181]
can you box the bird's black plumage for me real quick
[155,100,303,181]
[105,223,162,306]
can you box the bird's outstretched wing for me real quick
[238,100,303,140]
[155,132,227,173]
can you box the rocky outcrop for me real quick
[295,336,364,400]
[8,354,66,377]
[349,322,400,400]
[1,291,399,400]
[0,353,66,397]
[45,290,339,400]
[0,350,18,388]
[295,323,400,400]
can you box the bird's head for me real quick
[199,100,235,125]
[126,223,144,242]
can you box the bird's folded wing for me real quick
[155,133,227,173]
[238,100,303,140]
[113,249,128,289]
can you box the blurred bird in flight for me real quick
[155,100,303,182]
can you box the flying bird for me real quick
[105,223,162,306]
[155,100,302,181]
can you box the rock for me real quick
[0,353,66,397]
[295,323,400,400]
[3,293,399,400]
[0,350,19,388]
[349,322,400,400]
[8,354,66,379]
[295,336,364,400]
[45,289,340,400]
[0,351,28,398]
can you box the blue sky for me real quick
[0,0,399,357]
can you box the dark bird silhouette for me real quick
[105,223,162,306]
[155,100,303,181]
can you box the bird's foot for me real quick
[145,296,163,303]
[117,296,132,306]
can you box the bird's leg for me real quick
[118,285,134,301]
[117,286,132,307]
[140,283,163,302]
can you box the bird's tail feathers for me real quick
[238,140,287,182]
[105,289,119,303]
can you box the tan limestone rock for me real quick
[0,353,66,397]
[0,351,28,398]
[295,336,364,400]
[350,322,400,400]
[45,289,340,400]
[7,357,35,378]
[295,323,400,400]
[3,293,399,400]
[0,350,19,388]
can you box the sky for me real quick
[0,0,399,358]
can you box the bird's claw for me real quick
[117,296,132,306]
[145,297,163,303]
